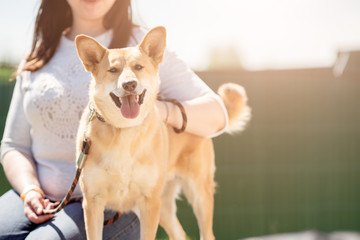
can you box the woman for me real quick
[0,0,227,239]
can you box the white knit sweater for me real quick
[0,27,228,201]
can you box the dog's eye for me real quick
[134,64,144,71]
[108,68,118,73]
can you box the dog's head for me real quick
[76,26,166,128]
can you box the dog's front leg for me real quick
[139,196,161,240]
[83,196,106,240]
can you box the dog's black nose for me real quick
[122,80,137,92]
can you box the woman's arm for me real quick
[2,151,54,223]
[2,151,39,195]
[1,74,53,223]
[157,95,226,137]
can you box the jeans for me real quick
[0,190,140,240]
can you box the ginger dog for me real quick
[75,26,251,240]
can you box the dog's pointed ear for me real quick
[75,35,107,72]
[139,26,166,65]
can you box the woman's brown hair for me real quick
[23,0,133,72]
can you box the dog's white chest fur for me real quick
[82,136,160,212]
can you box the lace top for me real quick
[0,27,228,201]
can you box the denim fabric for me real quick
[0,190,140,240]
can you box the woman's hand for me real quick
[2,151,55,224]
[23,190,55,224]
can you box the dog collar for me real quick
[95,111,106,122]
[89,103,106,123]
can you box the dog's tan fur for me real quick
[75,26,251,240]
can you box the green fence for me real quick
[0,68,359,239]
[197,69,360,239]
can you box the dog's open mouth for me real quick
[109,89,146,119]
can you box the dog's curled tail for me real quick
[218,83,251,134]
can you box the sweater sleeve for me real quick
[158,50,229,138]
[0,72,33,163]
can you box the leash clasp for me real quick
[76,138,91,169]
[88,104,96,122]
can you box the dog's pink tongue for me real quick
[121,95,140,119]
